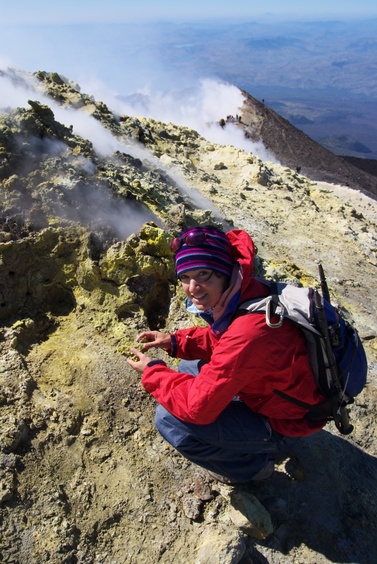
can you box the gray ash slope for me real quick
[240,90,377,200]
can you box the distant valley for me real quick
[154,18,377,159]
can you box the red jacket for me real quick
[142,230,326,437]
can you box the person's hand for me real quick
[127,348,152,374]
[135,331,171,352]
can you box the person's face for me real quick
[179,269,229,311]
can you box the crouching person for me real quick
[127,226,325,484]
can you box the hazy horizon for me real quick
[2,0,377,24]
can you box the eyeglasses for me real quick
[170,231,207,252]
[178,270,215,283]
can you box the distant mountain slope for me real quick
[240,90,377,200]
[342,156,377,178]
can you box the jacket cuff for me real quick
[170,334,177,357]
[147,359,166,368]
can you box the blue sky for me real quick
[1,0,377,24]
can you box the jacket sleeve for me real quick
[169,325,215,362]
[141,315,269,424]
[141,313,319,426]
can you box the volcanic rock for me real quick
[0,69,376,563]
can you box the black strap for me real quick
[274,388,335,422]
[269,281,279,314]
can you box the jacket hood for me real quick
[226,229,256,302]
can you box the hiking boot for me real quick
[208,461,274,485]
[207,471,237,484]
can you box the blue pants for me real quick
[154,359,293,483]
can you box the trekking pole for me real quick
[318,263,331,304]
[314,289,353,435]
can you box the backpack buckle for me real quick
[266,296,285,328]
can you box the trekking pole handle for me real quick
[338,405,354,435]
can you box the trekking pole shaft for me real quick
[318,263,331,303]
[314,290,353,435]
[314,290,337,375]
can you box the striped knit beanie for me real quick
[173,226,234,278]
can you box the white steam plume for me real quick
[1,70,275,162]
[0,70,226,228]
[89,78,278,162]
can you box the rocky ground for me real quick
[0,70,377,563]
